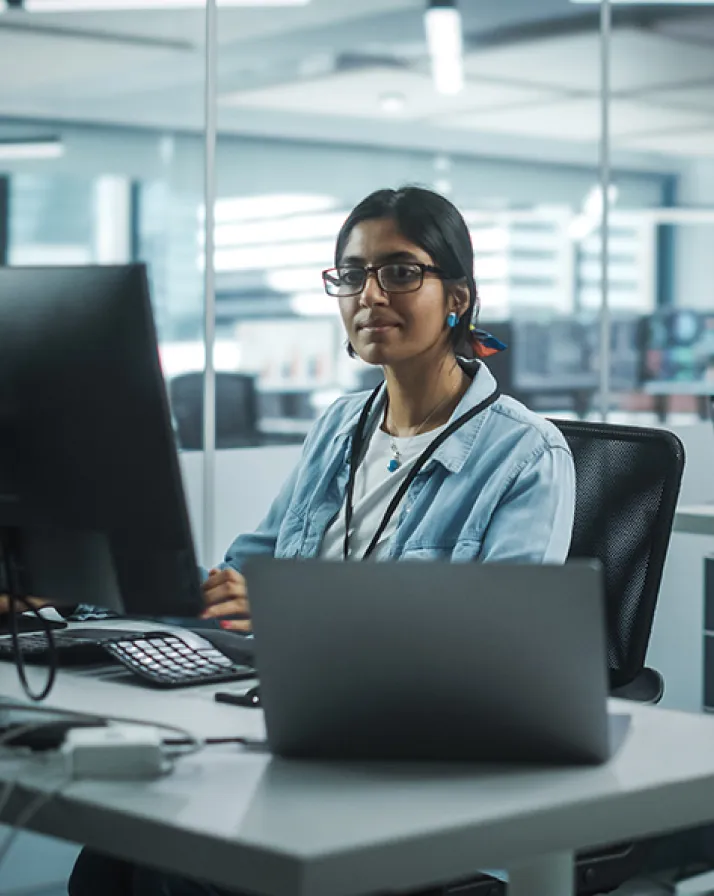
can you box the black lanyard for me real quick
[343,385,500,560]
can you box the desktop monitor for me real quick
[0,264,203,617]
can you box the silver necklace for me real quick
[385,393,454,473]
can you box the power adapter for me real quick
[61,724,172,780]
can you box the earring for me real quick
[446,312,459,329]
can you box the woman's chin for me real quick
[355,345,397,366]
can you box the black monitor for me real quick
[0,264,203,618]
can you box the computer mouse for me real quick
[185,626,255,666]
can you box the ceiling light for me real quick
[3,0,310,11]
[425,0,464,96]
[0,138,64,160]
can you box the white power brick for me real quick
[61,724,172,780]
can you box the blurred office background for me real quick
[2,2,714,892]
[2,0,714,440]
[2,0,714,547]
[4,0,714,550]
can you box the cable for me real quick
[0,708,209,881]
[6,594,57,702]
[0,526,58,701]
[0,709,249,881]
[0,701,206,757]
[0,717,82,882]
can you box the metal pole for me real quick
[202,0,218,566]
[599,0,612,421]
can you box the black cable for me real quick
[6,595,57,703]
[0,526,58,702]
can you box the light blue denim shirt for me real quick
[221,362,575,570]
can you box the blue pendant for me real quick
[387,458,400,473]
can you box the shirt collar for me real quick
[335,360,499,474]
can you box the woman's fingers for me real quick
[0,596,52,615]
[215,619,252,633]
[200,568,250,620]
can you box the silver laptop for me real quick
[246,558,613,764]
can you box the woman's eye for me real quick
[388,265,418,283]
[340,269,363,286]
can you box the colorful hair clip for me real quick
[470,326,507,359]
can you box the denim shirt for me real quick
[222,362,575,571]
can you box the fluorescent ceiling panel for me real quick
[0,138,63,159]
[222,67,558,120]
[425,4,464,95]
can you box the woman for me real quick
[69,186,575,895]
[201,185,575,632]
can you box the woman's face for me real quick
[337,217,465,368]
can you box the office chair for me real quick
[407,420,685,896]
[169,371,261,450]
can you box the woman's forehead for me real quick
[340,218,432,264]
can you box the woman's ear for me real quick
[448,283,470,320]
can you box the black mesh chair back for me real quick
[551,419,684,689]
[169,371,260,450]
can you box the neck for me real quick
[382,350,468,435]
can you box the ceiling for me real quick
[2,0,714,162]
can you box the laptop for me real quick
[246,558,616,764]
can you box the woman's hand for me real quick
[0,596,52,615]
[200,568,251,633]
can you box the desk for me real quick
[675,503,714,537]
[4,660,714,896]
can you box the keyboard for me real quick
[0,628,256,689]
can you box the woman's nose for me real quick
[359,270,388,306]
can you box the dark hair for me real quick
[335,186,479,358]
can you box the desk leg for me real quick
[506,851,573,896]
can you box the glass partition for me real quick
[1,0,708,558]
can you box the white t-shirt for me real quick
[319,422,448,561]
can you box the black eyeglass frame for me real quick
[321,262,449,298]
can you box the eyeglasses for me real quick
[322,263,446,298]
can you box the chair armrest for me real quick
[610,667,664,704]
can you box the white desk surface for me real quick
[675,503,714,537]
[4,648,714,896]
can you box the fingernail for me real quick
[219,620,232,630]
